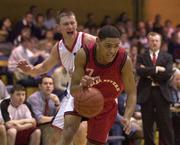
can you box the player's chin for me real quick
[106,57,114,63]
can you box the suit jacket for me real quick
[136,50,173,104]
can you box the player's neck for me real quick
[63,31,78,49]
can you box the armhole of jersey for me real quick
[119,51,127,73]
[56,41,63,66]
[81,32,85,48]
[83,46,89,69]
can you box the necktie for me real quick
[152,52,157,65]
[44,99,50,116]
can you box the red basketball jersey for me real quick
[84,44,127,104]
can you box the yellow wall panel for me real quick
[144,0,180,25]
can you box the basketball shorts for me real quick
[66,100,118,145]
[52,93,74,129]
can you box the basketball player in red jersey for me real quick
[58,25,137,145]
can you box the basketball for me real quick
[74,87,104,118]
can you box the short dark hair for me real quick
[57,9,76,23]
[10,84,25,94]
[98,25,121,40]
[38,75,53,85]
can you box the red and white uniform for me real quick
[52,32,85,129]
[68,44,127,145]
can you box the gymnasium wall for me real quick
[0,0,133,25]
[144,0,180,25]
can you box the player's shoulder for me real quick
[83,33,96,45]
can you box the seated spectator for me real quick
[8,37,43,86]
[0,80,8,145]
[0,17,12,43]
[13,26,31,47]
[0,17,13,57]
[44,8,57,30]
[10,11,35,42]
[27,75,60,145]
[0,121,6,145]
[170,68,180,145]
[0,84,41,145]
[168,31,180,62]
[33,13,47,40]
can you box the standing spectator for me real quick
[0,84,41,145]
[27,76,60,145]
[136,32,174,145]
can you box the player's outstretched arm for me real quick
[121,56,137,134]
[70,48,87,95]
[17,43,60,77]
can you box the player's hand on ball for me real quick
[80,75,95,88]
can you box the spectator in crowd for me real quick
[0,121,6,145]
[136,32,174,145]
[84,12,97,31]
[44,8,57,30]
[153,14,163,34]
[100,15,113,27]
[8,37,45,86]
[27,76,60,145]
[10,12,35,41]
[0,17,13,57]
[0,84,41,145]
[13,26,31,46]
[168,31,180,62]
[34,13,47,40]
[170,68,180,145]
[29,5,39,22]
[0,79,8,145]
[0,17,12,43]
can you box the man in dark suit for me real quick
[136,32,175,145]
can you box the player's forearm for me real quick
[124,94,136,120]
[30,63,49,77]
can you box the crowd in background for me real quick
[0,5,180,145]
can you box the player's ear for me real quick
[96,37,100,43]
